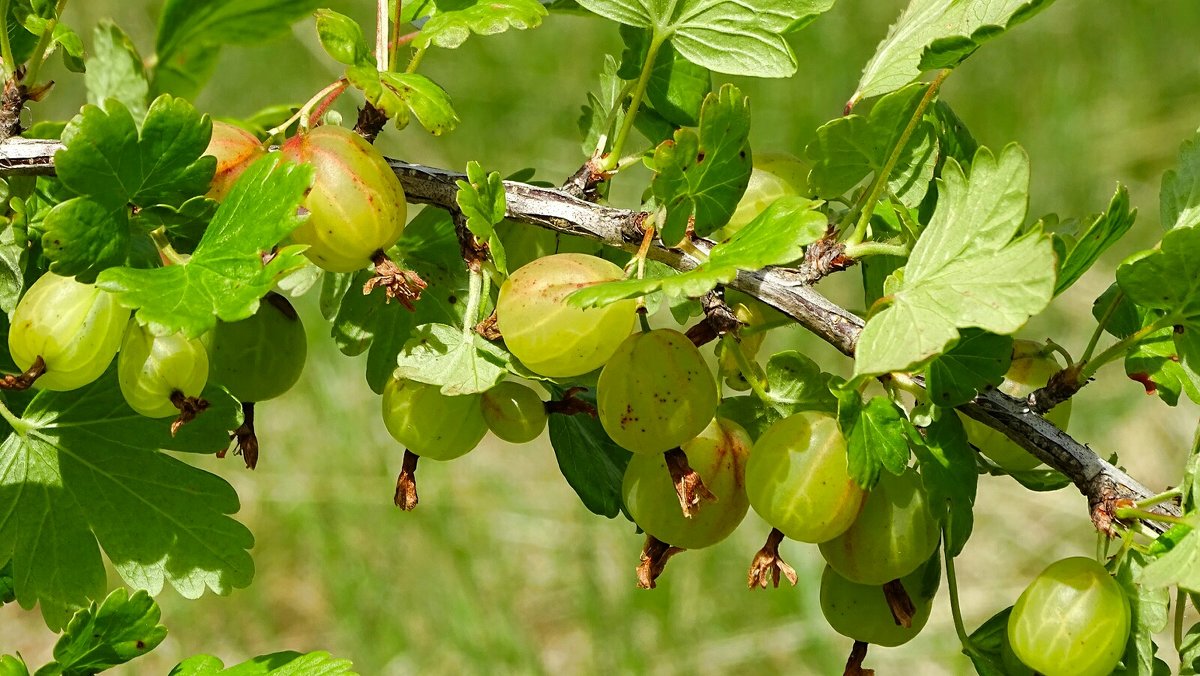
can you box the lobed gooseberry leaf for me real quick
[913,412,976,556]
[41,198,130,282]
[168,651,357,676]
[36,588,167,675]
[928,99,979,168]
[346,66,459,135]
[55,96,214,209]
[1139,519,1200,592]
[1114,550,1171,676]
[853,0,1057,106]
[153,0,320,99]
[0,559,13,605]
[1093,284,1200,407]
[1183,624,1200,675]
[854,144,1056,378]
[618,26,711,127]
[1163,128,1200,231]
[924,329,1013,408]
[717,351,837,439]
[807,83,939,208]
[0,654,28,675]
[0,367,250,630]
[576,0,833,77]
[97,154,312,338]
[414,0,547,50]
[85,21,149,121]
[546,386,631,520]
[392,323,509,395]
[570,196,825,307]
[578,55,625,156]
[651,83,752,244]
[315,9,373,67]
[834,388,910,488]
[1053,186,1137,296]
[455,161,508,273]
[1117,225,1200,382]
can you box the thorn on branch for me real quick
[169,390,210,436]
[636,534,685,589]
[544,387,596,417]
[395,449,420,511]
[365,250,427,309]
[844,641,874,676]
[664,447,717,518]
[0,355,45,390]
[747,528,798,589]
[882,579,916,628]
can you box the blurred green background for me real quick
[5,0,1200,674]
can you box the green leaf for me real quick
[84,21,149,120]
[619,26,711,127]
[835,389,910,488]
[1003,465,1071,492]
[854,144,1056,377]
[414,0,548,49]
[41,198,131,282]
[853,0,1057,105]
[928,100,979,168]
[547,387,632,519]
[1182,623,1200,675]
[36,588,166,675]
[0,559,14,605]
[315,9,373,67]
[346,67,459,135]
[0,368,250,630]
[153,0,320,99]
[0,655,29,676]
[570,196,825,307]
[913,412,976,556]
[168,651,356,676]
[576,0,834,77]
[964,607,1030,676]
[97,154,312,339]
[56,96,215,209]
[1163,129,1200,230]
[392,323,509,395]
[652,84,752,244]
[1114,550,1170,676]
[1117,226,1200,382]
[807,83,939,207]
[1139,518,1200,592]
[578,55,625,156]
[0,212,28,314]
[456,162,506,241]
[717,351,837,439]
[1053,186,1137,296]
[924,330,1013,408]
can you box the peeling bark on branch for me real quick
[0,140,1179,531]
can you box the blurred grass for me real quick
[5,0,1200,674]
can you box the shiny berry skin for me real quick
[118,322,209,418]
[8,272,128,391]
[481,381,547,443]
[820,552,941,647]
[382,378,488,461]
[205,121,265,201]
[279,124,407,273]
[597,328,718,454]
[714,152,810,240]
[495,253,636,378]
[203,293,307,403]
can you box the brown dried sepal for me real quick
[354,102,388,144]
[365,251,427,310]
[844,641,874,676]
[798,229,855,285]
[0,355,45,391]
[685,292,740,348]
[664,447,717,518]
[475,311,502,340]
[221,401,260,469]
[169,390,210,436]
[544,386,596,417]
[394,450,420,511]
[747,528,798,589]
[882,579,916,628]
[636,534,685,590]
